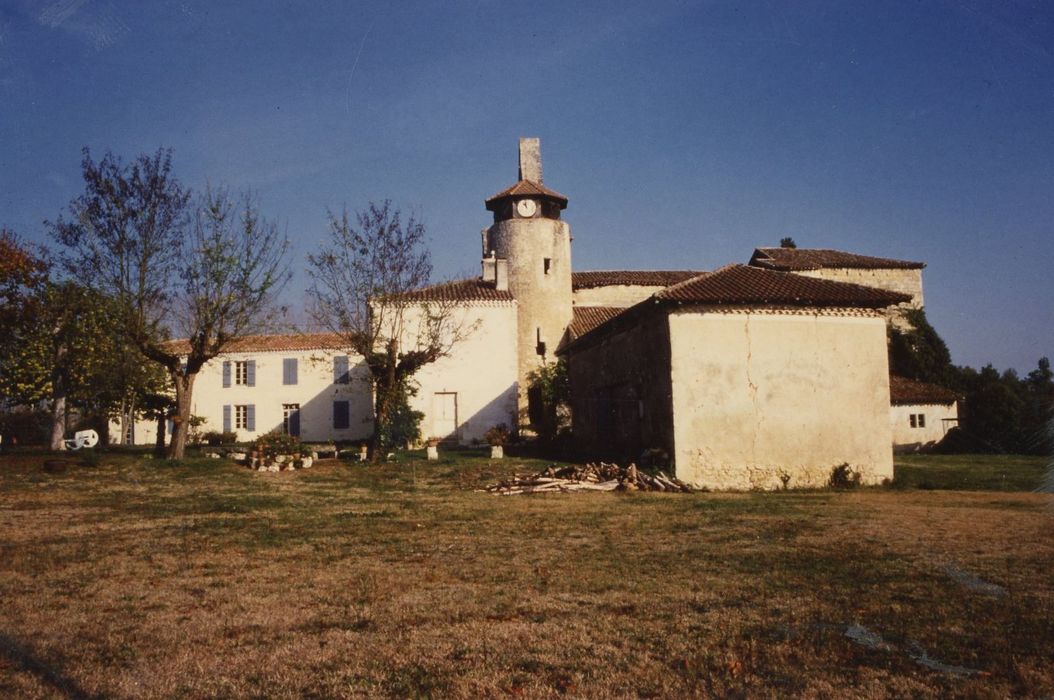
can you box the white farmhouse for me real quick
[888,374,960,453]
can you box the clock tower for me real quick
[482,138,573,423]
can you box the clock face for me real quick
[515,198,537,218]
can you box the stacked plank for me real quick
[483,462,696,495]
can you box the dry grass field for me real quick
[1,449,1051,698]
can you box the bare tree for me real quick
[50,149,290,458]
[307,201,469,459]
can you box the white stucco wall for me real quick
[112,346,374,445]
[668,308,894,490]
[405,302,519,444]
[890,402,958,453]
[189,348,373,443]
[572,285,669,308]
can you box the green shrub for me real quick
[828,463,861,489]
[484,424,509,446]
[253,431,303,460]
[202,430,238,446]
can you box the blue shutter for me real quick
[166,419,174,436]
[222,361,231,388]
[180,362,187,377]
[246,404,256,431]
[333,400,349,430]
[289,408,300,437]
[283,358,297,385]
[246,360,256,387]
[223,405,231,433]
[334,355,349,384]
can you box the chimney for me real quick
[481,251,496,284]
[495,258,509,291]
[518,137,542,183]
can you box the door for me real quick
[432,392,458,442]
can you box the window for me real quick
[235,405,249,429]
[334,355,350,384]
[283,403,300,436]
[543,258,551,275]
[225,359,255,387]
[909,413,927,429]
[917,413,926,428]
[333,400,350,430]
[535,327,546,356]
[283,358,298,385]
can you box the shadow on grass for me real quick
[0,632,102,700]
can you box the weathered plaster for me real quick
[668,309,895,490]
[572,284,668,308]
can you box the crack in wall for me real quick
[744,313,762,460]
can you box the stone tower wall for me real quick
[797,267,924,329]
[487,217,573,420]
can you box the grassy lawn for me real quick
[0,450,1052,698]
[894,454,1050,492]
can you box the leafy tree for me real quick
[1022,357,1053,454]
[50,149,289,458]
[1,276,168,448]
[779,237,797,248]
[888,308,955,386]
[526,359,570,442]
[307,201,467,459]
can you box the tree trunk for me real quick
[154,415,166,458]
[49,395,66,451]
[49,341,68,451]
[369,387,393,462]
[166,372,196,460]
[368,342,400,463]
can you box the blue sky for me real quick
[1,0,1051,372]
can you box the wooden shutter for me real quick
[283,358,298,385]
[223,405,231,432]
[289,408,300,437]
[247,404,256,431]
[222,361,231,388]
[247,360,256,387]
[333,400,349,430]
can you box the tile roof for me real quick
[567,306,625,340]
[165,332,349,355]
[750,247,925,271]
[485,179,568,209]
[391,278,515,302]
[655,264,912,308]
[889,375,959,405]
[572,270,702,290]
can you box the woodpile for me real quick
[482,462,697,495]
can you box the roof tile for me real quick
[567,306,625,340]
[392,278,515,302]
[889,375,959,405]
[750,247,925,271]
[165,332,349,355]
[655,264,911,308]
[572,270,701,290]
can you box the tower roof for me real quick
[485,179,568,210]
[485,138,568,211]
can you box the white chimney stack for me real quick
[518,137,542,183]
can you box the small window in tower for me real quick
[536,328,546,356]
[543,258,551,275]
